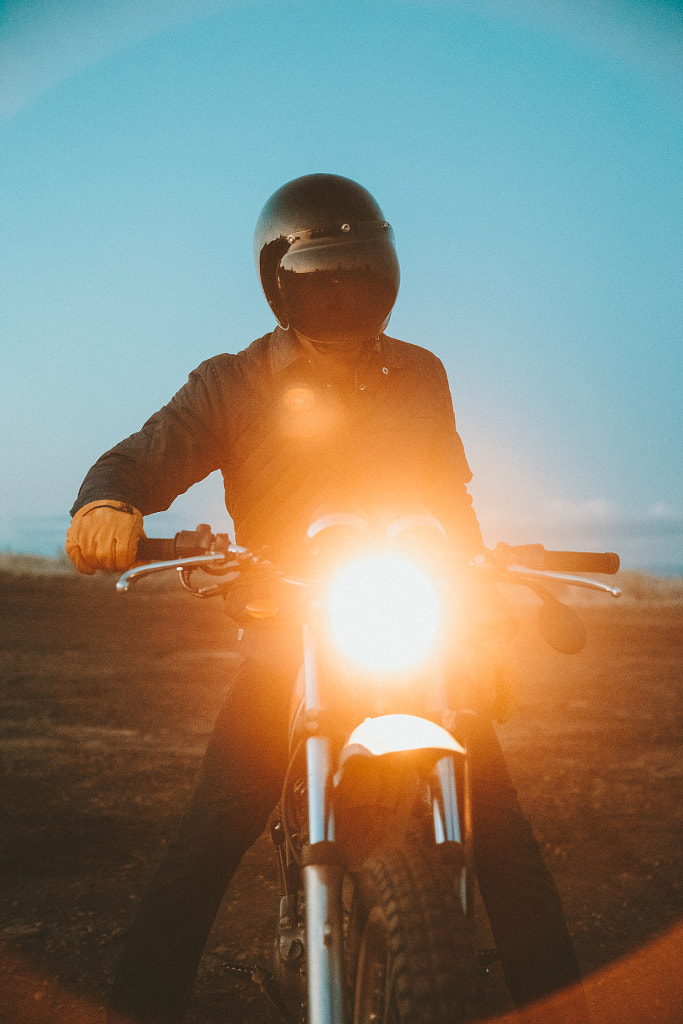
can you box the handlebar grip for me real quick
[540,550,620,575]
[135,525,221,563]
[500,544,620,575]
[136,537,178,562]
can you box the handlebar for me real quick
[495,544,620,575]
[120,527,622,643]
[136,524,233,563]
[136,530,620,577]
[136,537,179,562]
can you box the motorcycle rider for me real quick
[66,174,587,1023]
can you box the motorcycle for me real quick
[116,512,620,1024]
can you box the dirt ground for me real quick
[0,563,681,1023]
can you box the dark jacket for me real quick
[72,328,483,561]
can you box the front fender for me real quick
[339,713,465,763]
[332,715,465,869]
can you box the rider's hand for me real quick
[65,500,144,574]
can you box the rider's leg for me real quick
[468,715,590,1020]
[108,655,294,1024]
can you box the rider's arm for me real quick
[419,352,485,559]
[66,356,231,573]
[70,356,230,518]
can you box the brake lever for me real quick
[504,566,621,597]
[116,553,233,592]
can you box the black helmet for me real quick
[254,174,400,347]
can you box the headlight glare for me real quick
[326,551,440,672]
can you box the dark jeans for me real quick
[109,656,584,1024]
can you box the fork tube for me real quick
[304,861,345,1024]
[303,622,321,709]
[302,624,334,844]
[304,737,345,1024]
[302,625,345,1023]
[433,755,461,844]
[306,735,334,843]
[433,755,470,918]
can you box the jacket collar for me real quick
[269,326,306,373]
[269,325,408,375]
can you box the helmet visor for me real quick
[276,221,399,345]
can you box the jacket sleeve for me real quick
[70,358,228,517]
[424,353,485,558]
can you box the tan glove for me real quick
[65,500,144,574]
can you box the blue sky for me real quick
[1,0,681,570]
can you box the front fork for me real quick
[302,734,347,1024]
[302,628,348,1024]
[432,749,474,922]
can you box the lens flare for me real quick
[326,551,440,672]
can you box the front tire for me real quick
[349,844,477,1024]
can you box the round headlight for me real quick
[326,551,440,672]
